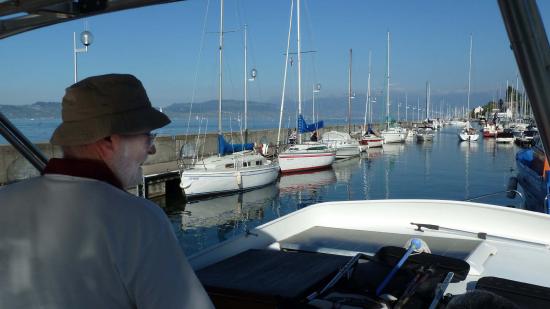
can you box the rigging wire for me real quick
[184,0,211,145]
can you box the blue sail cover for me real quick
[367,124,375,135]
[298,115,324,133]
[217,135,254,155]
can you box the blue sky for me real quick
[1,0,549,112]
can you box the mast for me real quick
[515,73,519,120]
[276,0,294,147]
[467,34,472,126]
[363,51,372,131]
[348,48,352,134]
[405,93,408,122]
[217,0,224,154]
[244,24,248,142]
[386,31,390,130]
[417,97,420,122]
[297,0,303,143]
[425,81,430,120]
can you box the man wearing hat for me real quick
[0,74,213,308]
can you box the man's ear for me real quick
[96,135,118,160]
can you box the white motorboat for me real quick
[180,151,279,198]
[279,142,336,173]
[459,123,480,142]
[416,127,435,142]
[180,4,279,197]
[321,131,360,159]
[381,127,407,143]
[495,129,515,144]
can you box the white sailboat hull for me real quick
[279,152,336,173]
[416,133,434,142]
[279,143,336,173]
[181,164,279,197]
[334,145,360,159]
[180,152,280,197]
[320,131,361,159]
[496,137,515,143]
[458,132,480,141]
[381,130,406,143]
[360,136,384,149]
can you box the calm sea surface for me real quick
[2,119,523,256]
[0,116,364,144]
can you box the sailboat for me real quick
[380,31,407,144]
[360,51,384,150]
[417,82,435,142]
[321,49,361,159]
[458,34,480,142]
[277,0,336,173]
[179,1,279,198]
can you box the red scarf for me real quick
[43,158,124,190]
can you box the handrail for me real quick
[0,112,48,173]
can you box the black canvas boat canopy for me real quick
[0,0,184,40]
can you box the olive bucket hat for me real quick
[51,74,170,146]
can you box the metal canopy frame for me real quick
[0,0,184,40]
[498,0,550,161]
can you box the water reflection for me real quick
[278,168,337,194]
[333,157,361,184]
[361,150,383,199]
[382,143,405,156]
[181,184,279,229]
[278,168,337,209]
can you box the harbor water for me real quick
[159,126,521,256]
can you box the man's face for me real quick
[111,133,156,188]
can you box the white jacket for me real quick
[0,174,214,309]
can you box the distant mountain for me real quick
[0,92,490,121]
[164,100,281,118]
[0,102,61,119]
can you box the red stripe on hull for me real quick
[281,164,333,174]
[279,153,336,159]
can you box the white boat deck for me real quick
[190,199,550,305]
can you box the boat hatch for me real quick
[279,226,482,259]
[278,226,491,273]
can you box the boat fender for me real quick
[506,177,518,198]
[236,171,242,187]
[262,143,269,156]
